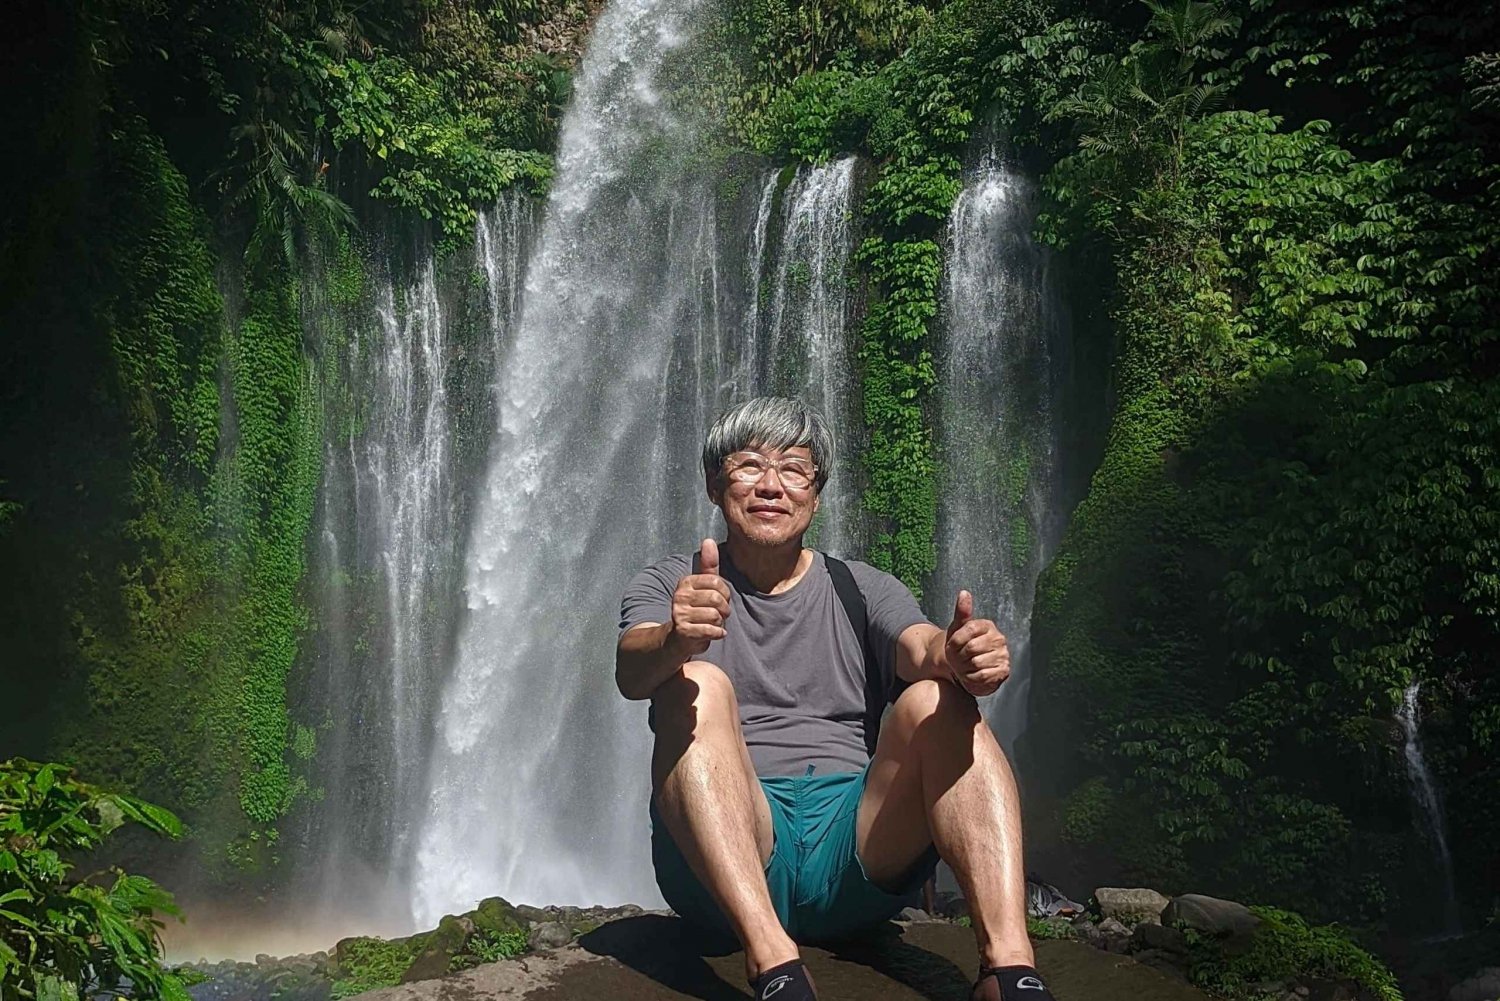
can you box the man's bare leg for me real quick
[651,660,799,980]
[856,679,1033,969]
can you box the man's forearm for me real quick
[896,621,961,686]
[616,622,692,700]
[918,627,959,685]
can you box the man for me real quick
[616,398,1055,1001]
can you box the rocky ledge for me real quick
[178,883,1458,1001]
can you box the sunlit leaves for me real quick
[0,760,183,1001]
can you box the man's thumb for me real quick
[950,590,973,631]
[701,537,720,576]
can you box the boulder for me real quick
[528,921,575,951]
[1070,917,1102,946]
[1161,893,1262,952]
[1450,967,1500,1001]
[471,896,526,937]
[1097,916,1133,954]
[897,907,937,922]
[1096,887,1171,926]
[1132,922,1189,955]
[400,914,474,984]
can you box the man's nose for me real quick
[755,468,786,495]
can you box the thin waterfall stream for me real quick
[1397,681,1463,937]
[932,147,1071,749]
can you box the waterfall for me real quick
[407,18,870,913]
[301,195,536,926]
[931,147,1070,750]
[410,0,742,922]
[1397,681,1463,936]
[748,158,863,555]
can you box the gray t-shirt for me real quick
[618,548,932,777]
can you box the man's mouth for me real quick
[748,505,788,518]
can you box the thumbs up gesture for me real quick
[944,590,1010,697]
[668,538,732,657]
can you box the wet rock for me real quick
[528,921,575,951]
[1095,887,1171,926]
[897,907,937,922]
[400,914,475,984]
[471,897,527,937]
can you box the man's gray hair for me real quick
[702,397,834,493]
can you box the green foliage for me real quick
[329,937,418,999]
[733,0,1062,593]
[1025,916,1075,940]
[0,760,186,1001]
[451,928,529,968]
[220,279,323,827]
[1185,907,1401,1001]
[1027,0,1500,927]
[310,48,554,238]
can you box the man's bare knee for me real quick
[891,677,980,733]
[652,660,739,734]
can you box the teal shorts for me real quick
[650,762,940,944]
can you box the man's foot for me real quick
[750,958,817,1000]
[971,965,1056,1001]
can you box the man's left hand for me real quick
[944,590,1010,697]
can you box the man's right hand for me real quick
[668,538,732,656]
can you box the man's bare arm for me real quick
[616,621,695,701]
[616,539,732,701]
[896,590,1010,696]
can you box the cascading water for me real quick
[1397,681,1463,936]
[301,195,535,926]
[930,147,1070,750]
[409,0,873,922]
[747,158,864,555]
[405,18,876,916]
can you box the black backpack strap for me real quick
[826,554,889,758]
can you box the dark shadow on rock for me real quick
[575,915,751,1000]
[819,922,973,1001]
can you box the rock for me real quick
[897,907,936,922]
[400,914,475,984]
[1133,948,1190,979]
[1450,967,1500,1001]
[471,896,527,937]
[1132,922,1189,955]
[348,917,1217,1001]
[1071,917,1102,946]
[1097,916,1133,954]
[514,903,552,925]
[1161,893,1262,954]
[528,921,575,951]
[1096,887,1171,926]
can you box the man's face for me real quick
[708,444,820,548]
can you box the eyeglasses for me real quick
[723,451,818,491]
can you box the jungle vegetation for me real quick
[0,0,1495,995]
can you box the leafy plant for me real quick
[0,760,186,1001]
[329,937,418,999]
[1185,906,1402,1001]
